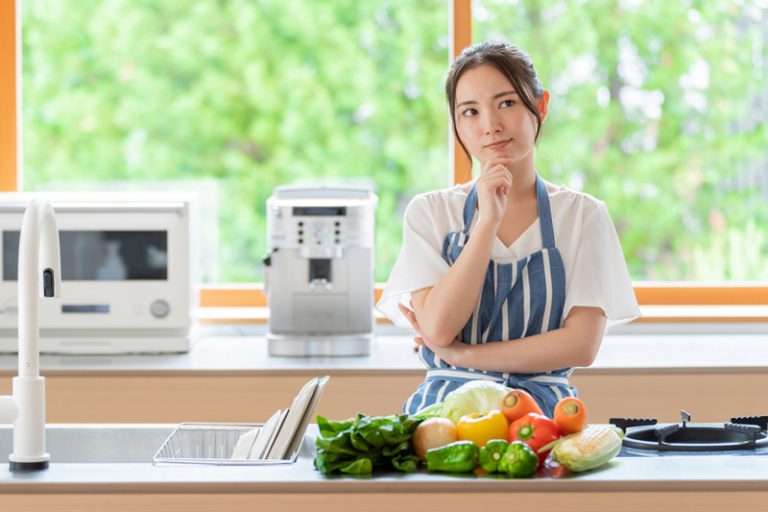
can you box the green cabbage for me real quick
[439,380,512,424]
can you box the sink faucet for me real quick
[0,198,61,471]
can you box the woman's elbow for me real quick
[575,351,597,368]
[574,338,602,367]
[563,307,607,367]
[420,325,457,348]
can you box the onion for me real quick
[412,418,459,460]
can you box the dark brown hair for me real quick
[445,42,545,164]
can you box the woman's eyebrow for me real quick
[457,90,519,108]
[495,90,519,99]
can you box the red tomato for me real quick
[508,413,561,465]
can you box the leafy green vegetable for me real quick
[409,402,444,420]
[317,415,355,438]
[314,413,424,475]
[440,381,512,424]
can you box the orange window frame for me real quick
[3,0,767,321]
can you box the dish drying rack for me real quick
[152,375,328,466]
[153,423,299,466]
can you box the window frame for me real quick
[3,0,766,324]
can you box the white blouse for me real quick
[376,181,641,331]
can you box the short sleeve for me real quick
[376,195,451,327]
[562,203,641,330]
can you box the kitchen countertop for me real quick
[2,425,768,493]
[0,328,767,376]
[1,327,767,509]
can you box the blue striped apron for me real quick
[404,175,577,417]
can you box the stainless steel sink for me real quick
[0,424,174,463]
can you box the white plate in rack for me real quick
[284,375,330,459]
[265,377,319,460]
[231,428,259,460]
[248,408,283,460]
[261,409,289,460]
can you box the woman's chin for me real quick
[487,149,518,162]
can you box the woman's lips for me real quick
[485,138,512,150]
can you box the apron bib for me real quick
[404,175,576,417]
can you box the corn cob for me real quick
[547,425,623,472]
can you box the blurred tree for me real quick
[476,0,768,280]
[22,0,449,281]
[22,0,768,282]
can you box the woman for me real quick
[376,42,641,417]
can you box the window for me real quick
[474,0,768,281]
[21,0,449,282]
[6,1,767,317]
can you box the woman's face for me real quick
[454,63,548,169]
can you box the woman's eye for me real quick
[461,108,477,117]
[500,99,516,108]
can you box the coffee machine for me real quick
[264,185,377,356]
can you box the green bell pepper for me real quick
[478,439,509,473]
[498,440,538,478]
[425,441,479,473]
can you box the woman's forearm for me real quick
[457,328,592,372]
[413,219,498,346]
[454,308,607,372]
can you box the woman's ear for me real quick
[537,90,550,122]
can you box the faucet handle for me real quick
[0,395,18,423]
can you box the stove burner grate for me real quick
[610,412,768,452]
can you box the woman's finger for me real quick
[480,159,515,177]
[479,174,512,193]
[479,166,513,182]
[398,303,420,330]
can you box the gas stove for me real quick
[610,411,768,457]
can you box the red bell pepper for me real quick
[508,412,561,465]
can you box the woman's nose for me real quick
[482,111,503,134]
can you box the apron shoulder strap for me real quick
[536,175,557,249]
[462,184,478,236]
[464,177,557,249]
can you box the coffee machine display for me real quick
[264,185,377,356]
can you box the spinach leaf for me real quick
[317,415,355,438]
[314,413,424,475]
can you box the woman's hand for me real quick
[476,157,514,225]
[398,301,426,345]
[399,302,469,367]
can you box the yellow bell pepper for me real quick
[456,410,509,447]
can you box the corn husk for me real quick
[544,425,623,472]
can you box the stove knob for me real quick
[150,299,171,319]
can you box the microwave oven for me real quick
[0,193,196,354]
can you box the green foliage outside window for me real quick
[475,0,768,280]
[22,0,449,282]
[21,0,768,282]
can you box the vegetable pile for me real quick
[314,382,623,477]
